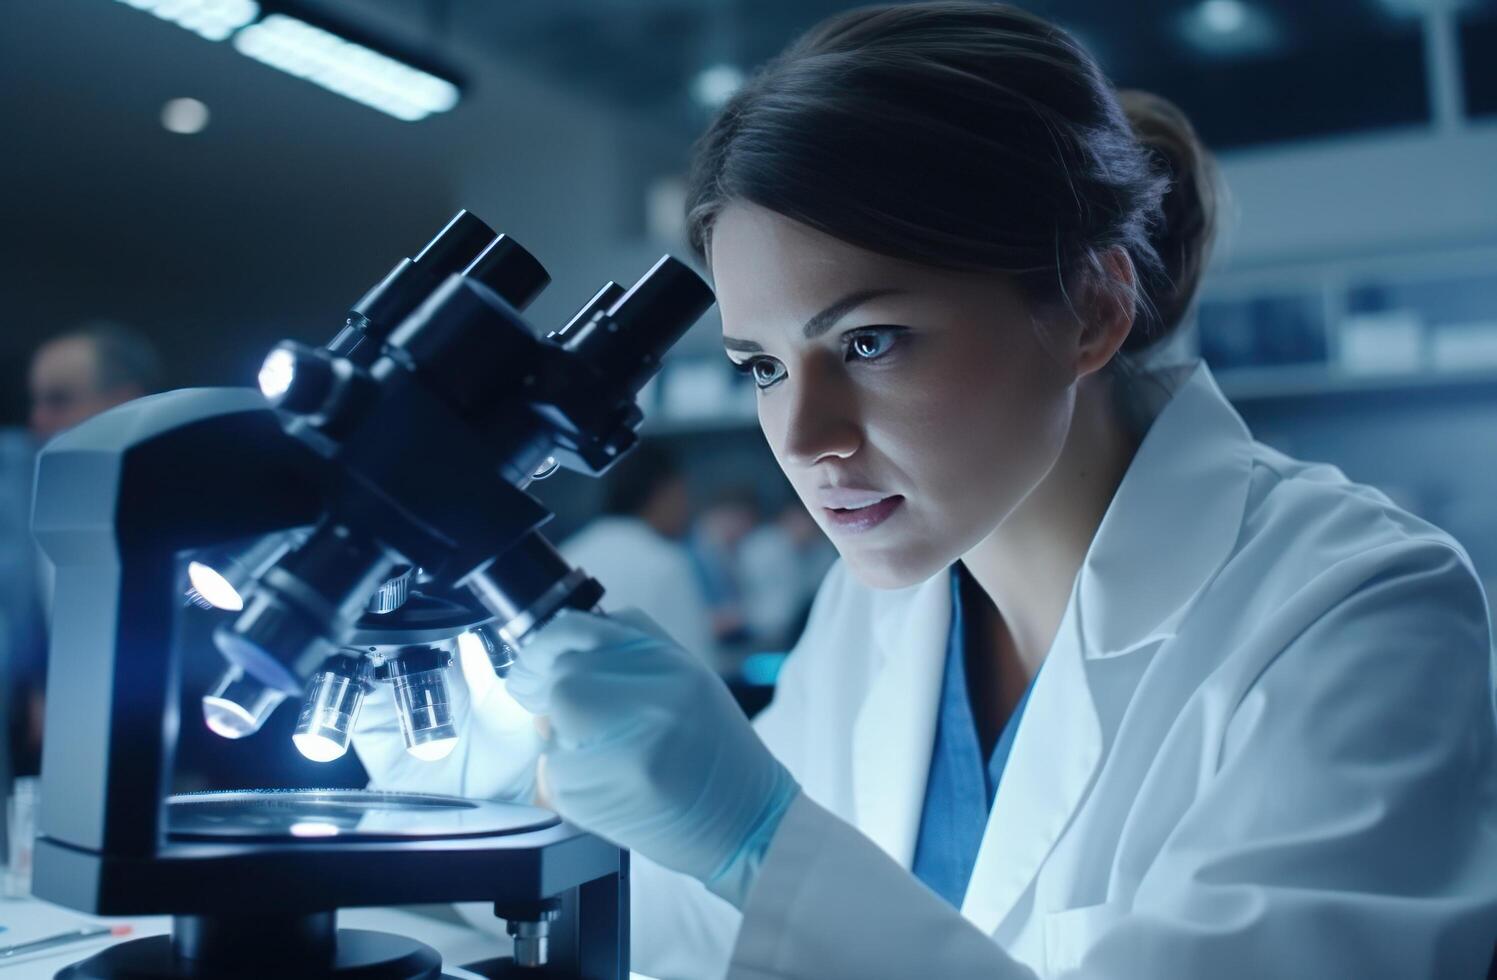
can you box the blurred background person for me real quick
[560,442,719,668]
[4,321,164,782]
[28,320,164,444]
[737,498,838,651]
[685,484,759,651]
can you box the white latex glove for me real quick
[506,607,800,908]
[351,634,541,802]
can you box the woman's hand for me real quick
[507,608,800,908]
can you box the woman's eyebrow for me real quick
[722,287,905,352]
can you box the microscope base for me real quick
[55,927,442,980]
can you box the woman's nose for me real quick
[777,367,862,467]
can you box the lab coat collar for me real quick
[962,359,1255,935]
[1075,360,1254,659]
[854,571,952,866]
[853,359,1255,930]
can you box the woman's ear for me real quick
[1073,246,1136,380]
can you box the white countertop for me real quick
[0,895,652,979]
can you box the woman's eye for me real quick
[733,357,787,390]
[845,328,901,362]
[752,359,786,388]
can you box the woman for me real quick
[355,4,1497,977]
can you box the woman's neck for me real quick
[960,369,1148,686]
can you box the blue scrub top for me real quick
[910,567,1034,908]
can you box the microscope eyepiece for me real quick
[339,210,552,363]
[564,255,716,393]
[213,211,714,763]
[462,234,550,311]
[411,210,498,277]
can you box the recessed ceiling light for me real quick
[1177,0,1281,57]
[691,64,745,110]
[1200,0,1248,34]
[161,97,211,134]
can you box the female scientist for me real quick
[355,3,1497,976]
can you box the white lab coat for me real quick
[628,360,1497,979]
[560,516,718,669]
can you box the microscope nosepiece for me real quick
[215,594,328,696]
[215,523,401,694]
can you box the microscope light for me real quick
[185,532,304,615]
[456,629,498,702]
[292,732,349,763]
[458,628,532,730]
[259,347,296,401]
[187,560,245,612]
[405,737,457,762]
[289,820,342,838]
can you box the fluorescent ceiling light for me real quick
[232,13,460,122]
[115,0,260,42]
[1376,0,1482,16]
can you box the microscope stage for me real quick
[166,789,557,843]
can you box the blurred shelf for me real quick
[1217,363,1497,401]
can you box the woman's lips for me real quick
[822,495,905,533]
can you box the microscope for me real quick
[30,211,715,978]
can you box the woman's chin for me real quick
[839,544,949,592]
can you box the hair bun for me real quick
[1117,89,1221,349]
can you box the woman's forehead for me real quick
[711,204,1021,342]
[712,204,874,277]
[711,204,937,330]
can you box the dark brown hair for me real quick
[686,1,1220,356]
[1117,89,1220,339]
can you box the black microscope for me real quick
[29,211,715,978]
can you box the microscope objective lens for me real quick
[392,665,459,762]
[202,664,287,739]
[293,655,371,762]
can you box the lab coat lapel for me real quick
[961,597,1100,934]
[850,571,951,867]
[961,361,1256,934]
[1073,363,1255,661]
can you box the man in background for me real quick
[28,321,164,443]
[4,321,164,783]
[561,443,719,669]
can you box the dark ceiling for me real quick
[6,0,1496,427]
[360,0,1497,147]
